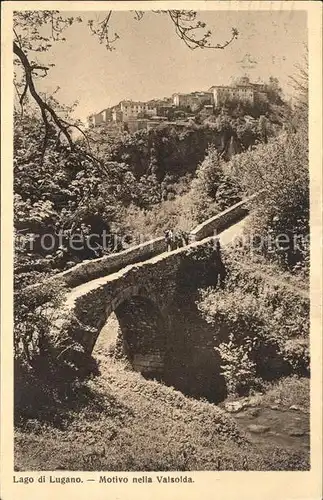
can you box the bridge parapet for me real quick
[26,193,260,295]
[27,236,166,293]
[60,236,166,288]
[189,192,261,242]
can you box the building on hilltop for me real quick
[150,97,174,117]
[209,76,268,107]
[88,97,176,128]
[87,78,268,129]
[172,91,213,111]
[118,100,157,122]
[125,117,168,133]
[210,84,254,107]
[88,100,157,127]
[88,108,112,127]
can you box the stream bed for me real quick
[219,399,309,453]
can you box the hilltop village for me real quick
[88,76,269,133]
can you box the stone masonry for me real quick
[50,195,260,380]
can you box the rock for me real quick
[248,408,261,417]
[247,424,270,434]
[247,395,262,407]
[289,405,302,411]
[270,405,280,410]
[66,261,76,269]
[224,401,245,413]
[235,413,247,419]
[240,397,250,406]
[288,430,305,437]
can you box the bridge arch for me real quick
[92,286,167,377]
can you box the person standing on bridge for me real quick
[164,229,189,251]
[164,229,174,251]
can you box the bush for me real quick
[14,280,94,423]
[120,192,200,240]
[197,250,310,391]
[215,334,256,396]
[260,376,309,409]
[281,338,309,374]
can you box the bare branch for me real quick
[167,10,238,50]
[14,41,75,156]
[133,11,144,21]
[88,11,119,51]
[88,10,238,52]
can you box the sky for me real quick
[35,9,307,122]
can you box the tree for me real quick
[288,50,308,132]
[265,76,284,106]
[231,131,309,271]
[191,146,225,199]
[258,115,269,143]
[180,135,245,222]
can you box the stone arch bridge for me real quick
[48,196,258,384]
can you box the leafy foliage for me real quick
[230,130,309,271]
[14,281,66,367]
[14,110,123,272]
[198,246,309,396]
[215,334,256,396]
[187,146,242,222]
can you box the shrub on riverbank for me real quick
[197,247,309,396]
